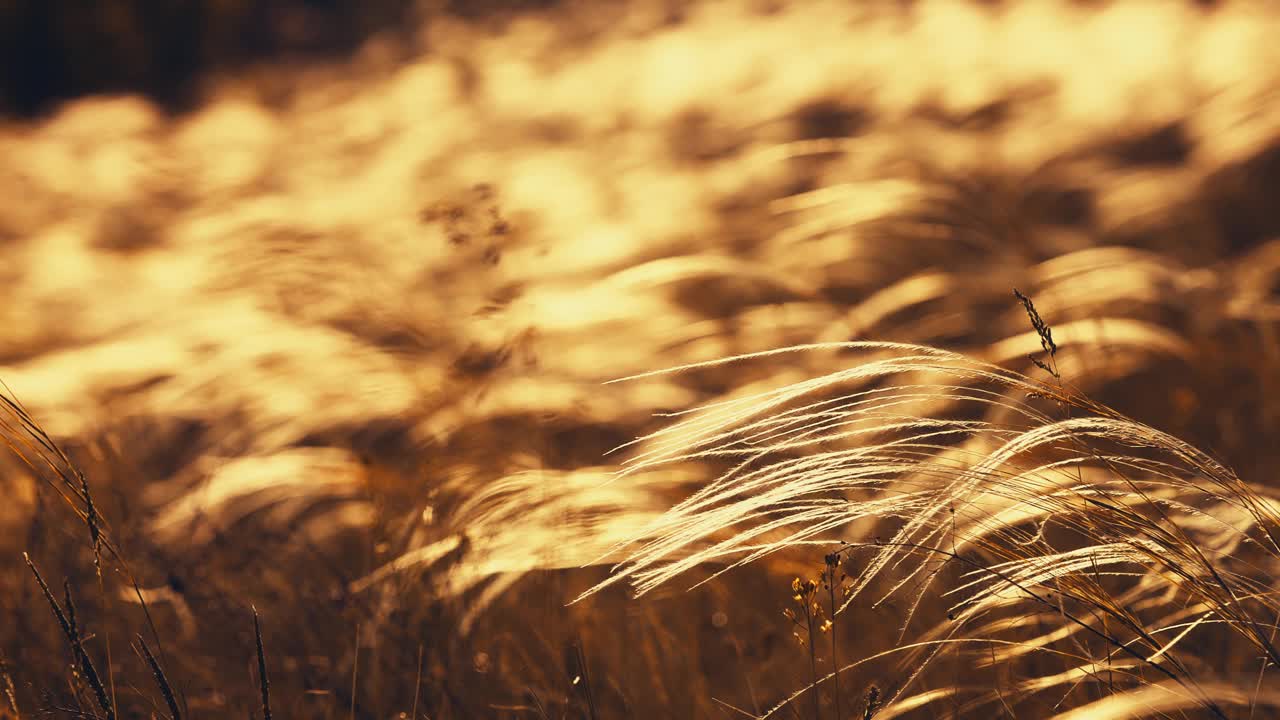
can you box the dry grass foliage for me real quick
[579,339,1280,718]
[4,2,1280,718]
[11,333,1280,717]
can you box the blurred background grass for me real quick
[0,0,600,116]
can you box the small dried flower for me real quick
[864,685,881,719]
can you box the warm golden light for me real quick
[3,1,1280,717]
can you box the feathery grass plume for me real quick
[148,447,374,548]
[579,342,1280,717]
[1048,681,1280,720]
[353,466,688,633]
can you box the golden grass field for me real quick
[3,1,1280,717]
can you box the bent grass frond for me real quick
[355,466,694,632]
[579,342,1280,716]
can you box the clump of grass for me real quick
[4,385,191,719]
[352,465,685,633]
[253,606,272,720]
[22,554,114,720]
[580,339,1280,717]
